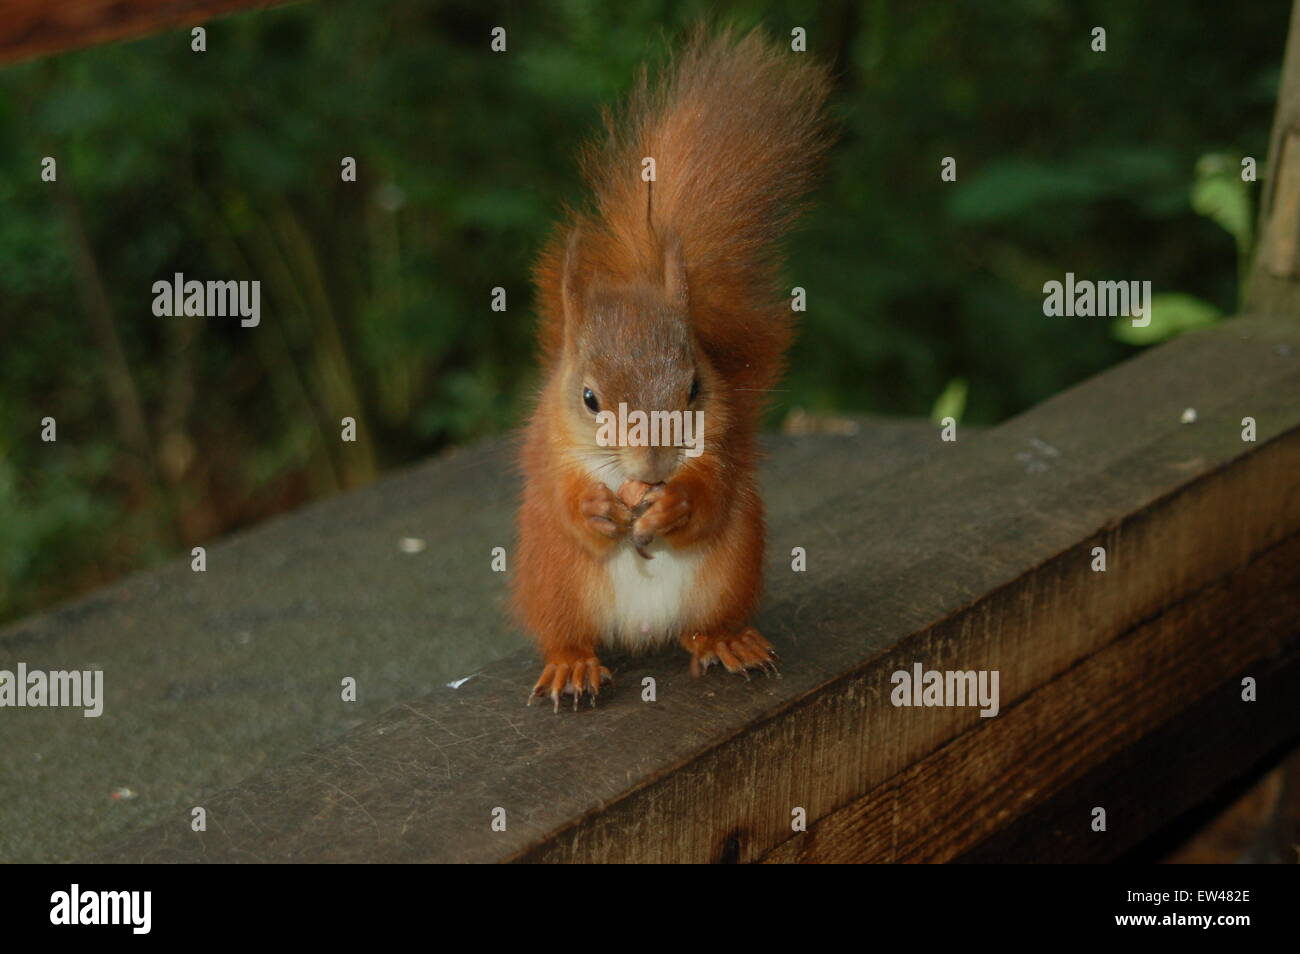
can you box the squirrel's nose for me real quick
[628,445,680,484]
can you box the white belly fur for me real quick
[601,538,704,649]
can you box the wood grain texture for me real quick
[0,422,937,862]
[766,533,1300,863]
[90,314,1300,863]
[0,0,302,66]
[960,633,1300,864]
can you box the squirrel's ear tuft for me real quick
[663,233,688,311]
[560,227,585,328]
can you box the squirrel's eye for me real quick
[689,377,700,403]
[582,387,600,413]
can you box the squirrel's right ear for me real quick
[560,227,585,330]
[662,232,688,311]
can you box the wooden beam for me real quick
[0,1,304,67]
[767,533,1300,863]
[91,314,1300,863]
[956,638,1300,864]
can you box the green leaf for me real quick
[930,377,968,424]
[1191,155,1252,245]
[1113,293,1221,345]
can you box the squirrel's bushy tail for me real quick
[537,26,834,390]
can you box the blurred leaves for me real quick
[1111,152,1252,344]
[1192,153,1253,248]
[930,377,968,425]
[0,0,1285,621]
[1113,292,1222,345]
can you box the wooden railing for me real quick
[83,311,1298,863]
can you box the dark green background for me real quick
[0,0,1287,622]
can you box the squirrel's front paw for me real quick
[579,482,632,538]
[632,482,690,548]
[528,654,613,712]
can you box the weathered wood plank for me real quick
[91,314,1300,863]
[2,422,935,862]
[764,532,1300,863]
[0,0,303,66]
[957,634,1300,864]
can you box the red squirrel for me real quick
[513,27,833,710]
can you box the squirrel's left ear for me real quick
[662,233,688,311]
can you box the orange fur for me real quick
[513,27,833,705]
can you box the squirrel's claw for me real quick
[580,484,633,539]
[528,657,613,712]
[631,483,690,551]
[682,627,778,680]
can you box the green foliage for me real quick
[930,377,968,425]
[0,0,1286,621]
[1114,292,1222,346]
[1110,152,1254,344]
[1192,153,1254,251]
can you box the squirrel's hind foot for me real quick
[681,628,778,679]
